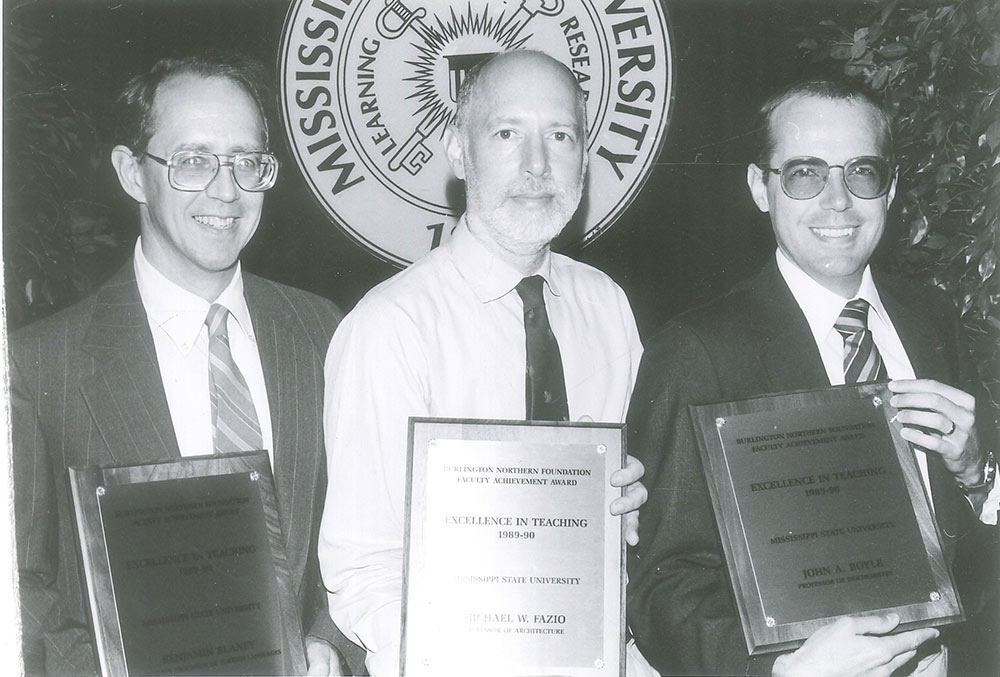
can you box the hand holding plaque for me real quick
[771,613,940,677]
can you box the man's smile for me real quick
[193,215,239,228]
[811,225,858,239]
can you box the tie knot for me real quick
[516,275,546,310]
[835,298,872,336]
[206,303,230,338]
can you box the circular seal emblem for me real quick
[279,0,673,266]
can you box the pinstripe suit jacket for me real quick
[626,259,996,676]
[10,260,361,676]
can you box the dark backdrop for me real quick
[5,0,875,337]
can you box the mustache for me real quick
[507,177,558,195]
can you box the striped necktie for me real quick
[206,303,263,453]
[515,276,569,422]
[834,298,888,384]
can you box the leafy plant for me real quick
[4,17,125,328]
[800,0,1000,414]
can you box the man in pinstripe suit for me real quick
[9,53,362,676]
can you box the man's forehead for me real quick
[769,95,883,150]
[148,73,265,140]
[471,66,582,126]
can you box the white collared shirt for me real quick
[776,248,998,525]
[133,239,273,464]
[319,218,643,675]
[776,248,915,386]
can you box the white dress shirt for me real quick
[319,219,643,675]
[133,239,273,464]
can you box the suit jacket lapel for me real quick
[876,274,966,545]
[80,262,180,464]
[245,277,320,590]
[746,261,830,393]
[875,273,952,382]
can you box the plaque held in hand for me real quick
[689,383,963,655]
[69,450,307,676]
[401,417,626,676]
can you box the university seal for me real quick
[280,0,673,266]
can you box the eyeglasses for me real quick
[761,156,893,200]
[141,150,279,192]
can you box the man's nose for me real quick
[204,163,240,202]
[521,134,550,177]
[818,166,852,211]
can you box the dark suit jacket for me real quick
[626,259,997,676]
[10,260,365,676]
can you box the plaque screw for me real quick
[597,444,607,454]
[716,417,726,428]
[930,591,941,602]
[766,617,776,627]
[872,396,883,408]
[249,471,259,482]
[594,658,605,669]
[96,486,106,497]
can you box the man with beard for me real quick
[318,50,648,675]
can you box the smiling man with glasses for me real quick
[627,78,997,676]
[10,52,363,676]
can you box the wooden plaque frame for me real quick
[690,383,963,655]
[401,417,625,676]
[69,451,307,676]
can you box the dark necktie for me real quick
[515,276,569,422]
[834,298,888,384]
[206,303,264,453]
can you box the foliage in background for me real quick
[4,16,126,328]
[801,0,1000,412]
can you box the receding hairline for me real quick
[753,78,894,166]
[149,72,267,139]
[478,51,578,88]
[114,52,272,153]
[764,92,891,161]
[454,50,587,133]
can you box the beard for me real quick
[464,154,584,255]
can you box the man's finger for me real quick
[888,379,975,410]
[610,482,647,515]
[610,455,644,487]
[848,613,900,636]
[880,627,940,656]
[883,649,919,675]
[623,512,639,546]
[893,408,958,436]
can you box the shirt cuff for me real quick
[367,641,400,676]
[977,480,1000,525]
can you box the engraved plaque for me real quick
[690,383,963,654]
[401,418,625,676]
[69,451,306,676]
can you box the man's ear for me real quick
[110,145,147,204]
[746,163,771,213]
[442,124,466,180]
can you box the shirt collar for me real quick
[775,247,887,343]
[133,238,255,353]
[447,216,560,302]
